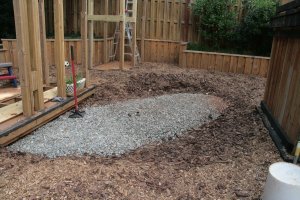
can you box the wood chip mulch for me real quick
[0,63,281,199]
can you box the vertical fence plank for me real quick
[237,57,246,74]
[215,55,223,71]
[222,55,231,72]
[252,58,261,75]
[229,56,238,73]
[244,57,253,75]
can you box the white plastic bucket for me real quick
[262,162,300,200]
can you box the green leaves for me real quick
[65,74,83,85]
[192,0,238,49]
[239,0,277,55]
[192,0,277,56]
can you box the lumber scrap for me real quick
[0,88,58,124]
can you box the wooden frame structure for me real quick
[0,0,95,146]
[85,0,138,70]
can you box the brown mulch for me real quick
[0,63,281,199]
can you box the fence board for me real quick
[264,35,300,145]
[179,47,270,77]
[42,0,243,42]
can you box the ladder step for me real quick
[124,53,140,57]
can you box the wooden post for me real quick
[141,0,147,62]
[13,0,34,117]
[179,42,187,67]
[54,0,66,97]
[119,0,125,70]
[103,0,108,63]
[184,0,190,42]
[38,0,49,86]
[81,0,89,87]
[88,0,94,70]
[27,0,45,110]
[131,0,138,66]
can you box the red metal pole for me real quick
[70,45,79,111]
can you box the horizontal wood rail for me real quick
[179,43,270,77]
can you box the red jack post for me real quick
[69,45,85,118]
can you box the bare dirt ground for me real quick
[0,63,281,199]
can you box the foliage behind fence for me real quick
[43,0,244,42]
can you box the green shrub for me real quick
[239,0,277,56]
[65,74,83,85]
[191,0,277,56]
[192,0,238,49]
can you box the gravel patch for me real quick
[9,93,225,158]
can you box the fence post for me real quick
[179,42,188,68]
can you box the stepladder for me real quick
[109,0,140,64]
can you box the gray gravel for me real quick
[9,93,222,158]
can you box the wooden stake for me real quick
[81,0,89,87]
[88,0,94,70]
[54,0,66,97]
[38,0,49,86]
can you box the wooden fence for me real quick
[2,39,113,69]
[264,36,300,145]
[179,43,270,77]
[1,39,180,70]
[139,39,181,63]
[0,50,7,63]
[2,39,270,77]
[43,0,243,42]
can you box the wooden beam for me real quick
[38,0,49,86]
[27,0,45,111]
[12,0,34,117]
[103,0,108,63]
[81,0,89,86]
[54,0,66,97]
[87,15,136,23]
[141,0,148,62]
[88,0,94,70]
